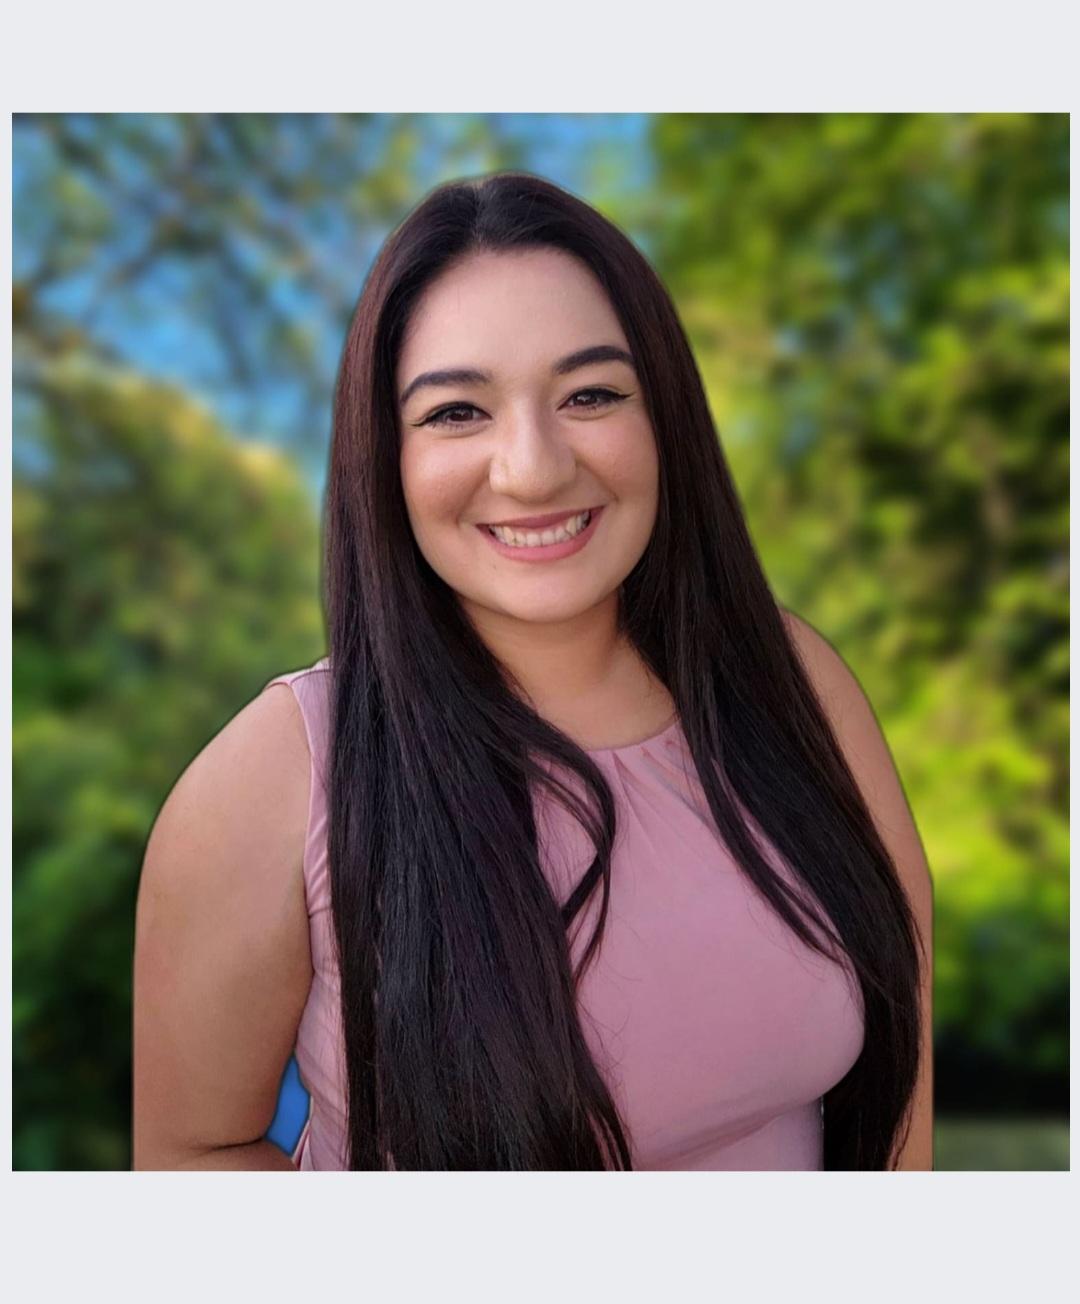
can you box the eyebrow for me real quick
[398,343,636,407]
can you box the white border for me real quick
[4,2,1076,1299]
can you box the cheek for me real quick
[400,444,476,532]
[596,422,659,502]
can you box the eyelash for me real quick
[420,386,628,429]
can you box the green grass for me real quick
[934,1117,1069,1170]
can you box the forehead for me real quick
[398,249,626,373]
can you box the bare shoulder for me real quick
[780,607,880,742]
[780,607,849,692]
[133,679,313,1168]
[779,605,932,890]
[142,681,312,903]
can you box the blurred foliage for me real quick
[11,113,1068,1168]
[641,113,1068,1111]
[934,1117,1069,1171]
[12,347,324,1168]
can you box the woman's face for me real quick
[397,248,660,630]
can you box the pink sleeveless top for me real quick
[262,657,865,1170]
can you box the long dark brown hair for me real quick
[323,171,923,1170]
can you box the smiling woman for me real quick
[134,171,929,1171]
[396,247,664,702]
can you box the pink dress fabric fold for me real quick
[262,657,864,1170]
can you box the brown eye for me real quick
[420,387,627,429]
[421,403,483,428]
[565,387,628,411]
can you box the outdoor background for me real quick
[11,112,1068,1171]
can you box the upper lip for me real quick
[481,506,599,529]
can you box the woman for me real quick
[133,171,933,1171]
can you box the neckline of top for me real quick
[584,712,682,756]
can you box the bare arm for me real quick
[172,1138,299,1170]
[133,681,314,1170]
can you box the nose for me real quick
[487,407,577,502]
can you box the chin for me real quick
[491,589,610,625]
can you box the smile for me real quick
[476,506,604,562]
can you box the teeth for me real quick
[489,510,591,548]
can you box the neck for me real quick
[461,591,629,712]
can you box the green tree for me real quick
[13,342,325,1168]
[642,112,1068,1106]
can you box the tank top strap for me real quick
[260,657,332,917]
